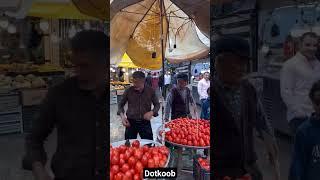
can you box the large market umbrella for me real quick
[110,0,210,70]
[117,53,139,68]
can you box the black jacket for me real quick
[212,78,261,177]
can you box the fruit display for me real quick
[38,63,64,72]
[159,118,210,147]
[0,74,47,89]
[198,157,210,171]
[0,63,64,74]
[110,139,170,180]
[6,63,38,73]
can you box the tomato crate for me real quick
[193,155,210,180]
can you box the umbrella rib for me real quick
[120,10,158,16]
[130,0,158,38]
[137,2,159,15]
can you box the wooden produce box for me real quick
[21,89,48,106]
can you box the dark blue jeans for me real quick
[200,99,206,118]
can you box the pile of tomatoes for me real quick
[110,140,170,180]
[161,118,210,147]
[198,157,210,171]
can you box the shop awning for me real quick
[117,53,139,68]
[72,0,109,21]
[27,0,99,20]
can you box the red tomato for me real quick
[159,159,166,167]
[142,145,149,153]
[124,151,131,161]
[128,156,137,168]
[119,158,125,166]
[162,155,167,162]
[135,161,144,174]
[111,155,120,165]
[132,140,140,148]
[133,173,140,180]
[119,145,127,153]
[127,147,134,156]
[144,152,151,159]
[200,139,205,147]
[141,155,148,167]
[130,168,135,175]
[134,149,143,160]
[111,165,120,174]
[153,155,160,168]
[110,171,114,180]
[148,159,155,168]
[123,171,133,180]
[121,163,130,173]
[114,172,124,180]
[119,153,125,160]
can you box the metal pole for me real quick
[160,0,166,145]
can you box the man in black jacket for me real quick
[212,36,279,180]
[23,30,107,180]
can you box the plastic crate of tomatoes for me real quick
[193,155,210,180]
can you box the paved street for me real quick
[0,99,293,180]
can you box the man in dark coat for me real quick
[212,36,279,180]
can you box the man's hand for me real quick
[121,117,130,127]
[32,162,53,180]
[143,111,154,121]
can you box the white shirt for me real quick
[280,52,320,122]
[164,74,171,85]
[197,78,210,100]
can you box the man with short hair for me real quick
[118,71,160,140]
[23,30,108,180]
[164,73,197,121]
[198,71,210,117]
[212,36,279,180]
[164,71,171,98]
[281,32,320,134]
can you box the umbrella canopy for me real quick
[27,0,99,20]
[117,53,139,68]
[110,0,210,70]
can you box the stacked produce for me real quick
[160,118,210,147]
[0,74,47,89]
[110,140,170,180]
[197,157,210,171]
[7,63,38,73]
[0,63,63,74]
[38,63,64,72]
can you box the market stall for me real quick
[0,0,107,135]
[110,0,210,179]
